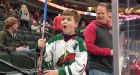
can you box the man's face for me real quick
[61,15,77,35]
[96,6,109,24]
[11,23,18,33]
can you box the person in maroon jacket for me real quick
[53,14,62,35]
[83,3,113,75]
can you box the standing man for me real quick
[84,3,113,75]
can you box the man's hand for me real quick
[44,70,58,75]
[111,50,113,55]
[38,39,46,49]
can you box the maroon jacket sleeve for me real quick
[83,21,111,56]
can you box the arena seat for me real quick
[0,20,40,73]
[0,51,38,72]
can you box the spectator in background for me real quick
[0,17,32,52]
[18,4,30,30]
[129,59,140,75]
[37,9,87,75]
[40,22,50,33]
[44,22,52,33]
[34,9,40,21]
[77,20,86,39]
[31,20,40,33]
[53,14,62,35]
[40,22,53,38]
[84,3,113,75]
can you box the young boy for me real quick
[38,9,87,75]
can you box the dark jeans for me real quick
[89,69,113,75]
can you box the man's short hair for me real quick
[4,17,18,29]
[96,3,111,12]
[62,9,81,24]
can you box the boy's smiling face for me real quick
[61,15,77,35]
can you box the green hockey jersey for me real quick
[42,34,87,75]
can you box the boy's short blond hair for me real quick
[62,9,81,24]
[4,17,18,29]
